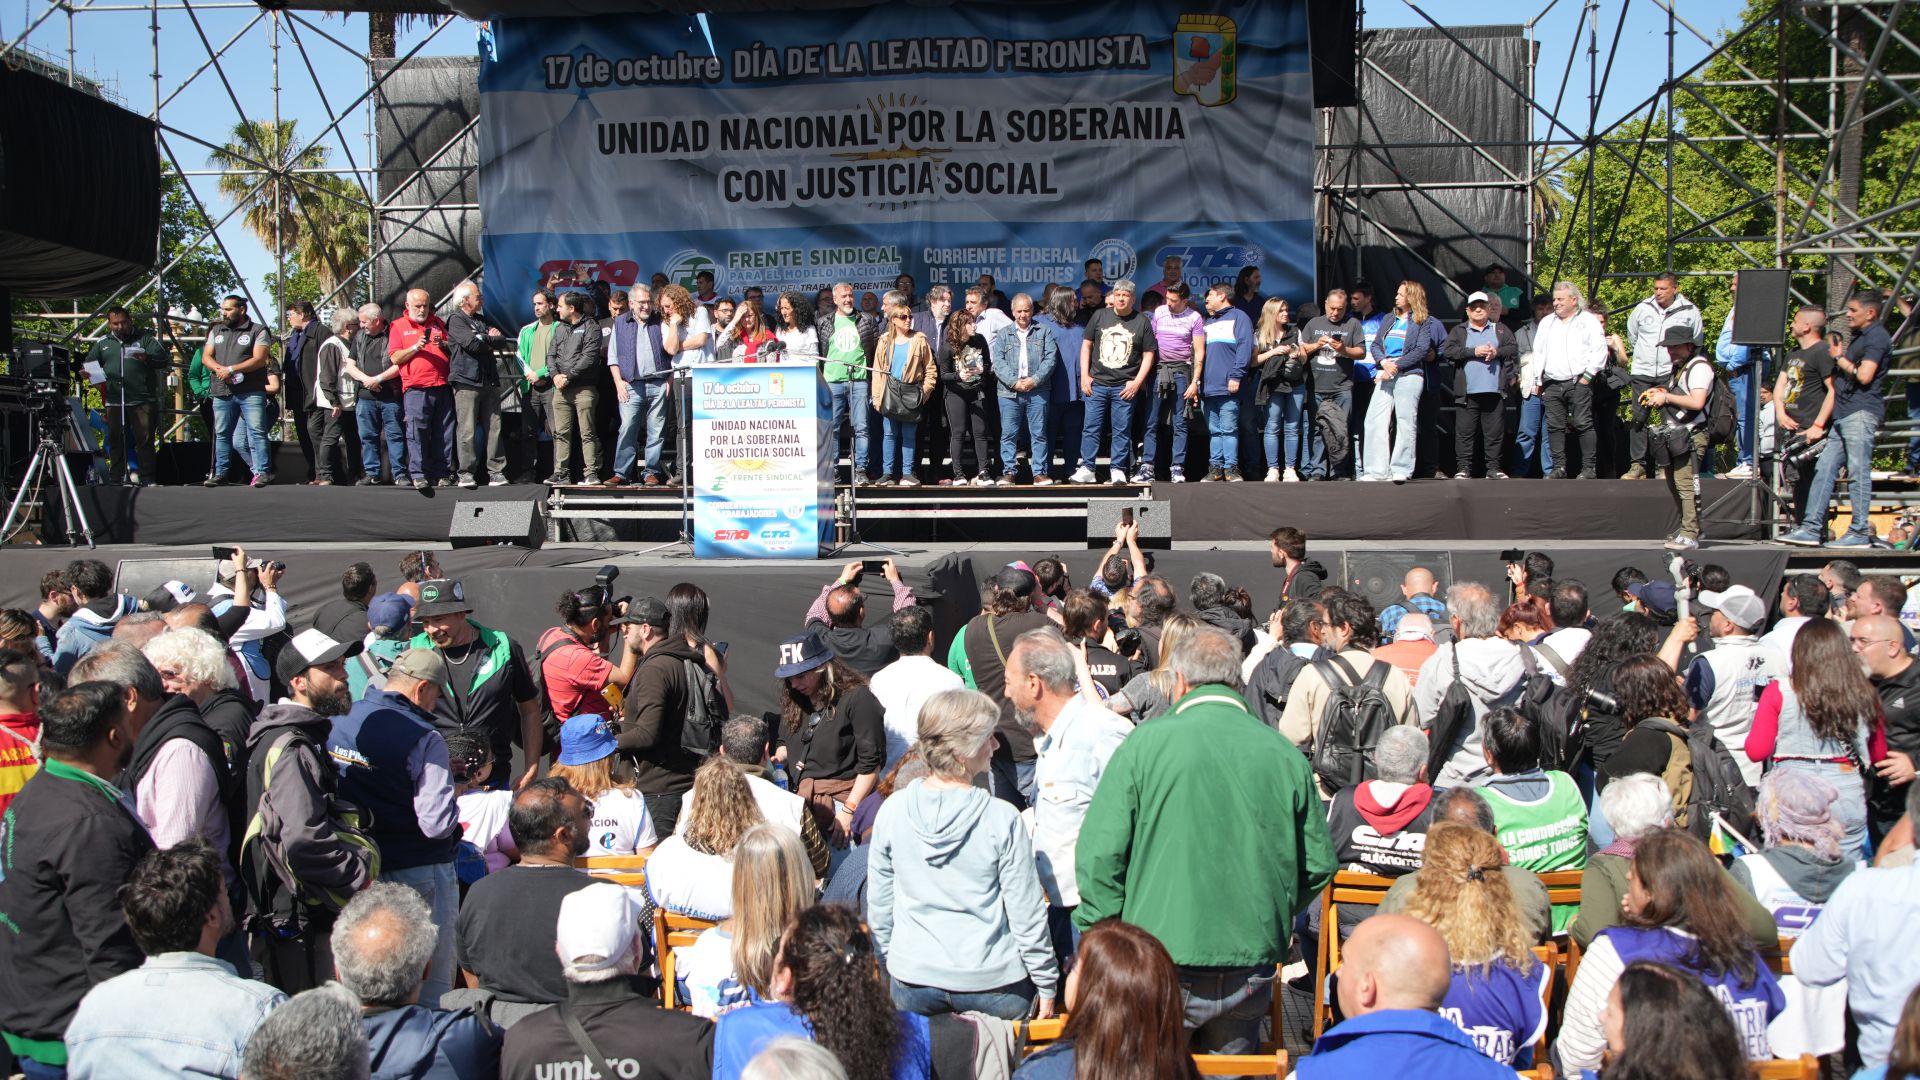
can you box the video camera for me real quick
[1779,434,1825,469]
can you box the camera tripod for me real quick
[2,408,97,547]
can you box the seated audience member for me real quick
[867,605,964,769]
[0,682,156,1078]
[1012,919,1202,1080]
[449,732,515,881]
[1497,598,1552,643]
[1376,568,1447,641]
[550,712,657,859]
[1414,582,1530,789]
[693,714,830,876]
[1278,587,1416,791]
[804,560,916,679]
[647,754,766,920]
[742,1039,848,1080]
[1473,705,1588,933]
[65,838,285,1079]
[1372,612,1438,689]
[1380,787,1550,942]
[1298,914,1515,1078]
[1590,961,1755,1080]
[332,882,500,1079]
[1748,617,1883,857]
[1324,724,1434,884]
[239,984,369,1080]
[1397,823,1550,1068]
[713,904,932,1080]
[501,883,715,1080]
[1731,769,1856,1059]
[1554,829,1785,1074]
[678,822,815,1018]
[452,777,595,1024]
[868,688,1059,1020]
[1792,779,1920,1071]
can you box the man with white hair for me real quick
[606,284,667,486]
[389,288,456,490]
[499,883,714,1078]
[445,281,508,489]
[332,883,500,1077]
[1533,282,1607,478]
[344,302,406,485]
[1414,582,1531,788]
[241,985,370,1080]
[1070,278,1156,484]
[1325,724,1434,878]
[1004,628,1131,962]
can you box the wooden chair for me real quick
[574,852,649,887]
[1311,871,1397,1038]
[1762,936,1796,977]
[654,909,719,1010]
[1193,1050,1289,1076]
[1753,1056,1818,1079]
[1536,868,1583,910]
[1013,1016,1066,1049]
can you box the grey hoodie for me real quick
[867,779,1059,998]
[1730,845,1858,906]
[1413,637,1530,789]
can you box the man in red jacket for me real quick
[388,288,455,490]
[0,648,41,820]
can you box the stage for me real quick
[42,475,1774,547]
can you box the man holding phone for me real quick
[1300,290,1366,479]
[803,559,917,677]
[388,288,456,490]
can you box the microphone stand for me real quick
[635,367,695,557]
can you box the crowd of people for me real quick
[76,265,1916,546]
[4,534,1920,1080]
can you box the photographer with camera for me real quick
[1640,326,1716,550]
[1784,292,1892,547]
[1771,307,1836,537]
[534,580,644,726]
[804,559,916,677]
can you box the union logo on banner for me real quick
[1173,14,1236,107]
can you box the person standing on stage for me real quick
[445,281,507,489]
[345,303,406,485]
[990,293,1058,486]
[513,290,560,480]
[1534,282,1608,479]
[817,282,879,485]
[607,285,668,487]
[543,290,606,486]
[1199,283,1253,482]
[1783,291,1894,548]
[1300,290,1366,481]
[1071,280,1156,485]
[388,288,456,490]
[89,307,165,485]
[201,294,277,487]
[1443,292,1518,479]
[1623,272,1704,479]
[1142,282,1204,482]
[1361,281,1436,484]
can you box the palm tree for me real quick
[209,119,330,262]
[294,173,371,298]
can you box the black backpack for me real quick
[677,656,727,757]
[1527,643,1579,772]
[1310,654,1399,793]
[1638,716,1759,842]
[1676,357,1737,445]
[1425,644,1557,782]
[1249,647,1313,730]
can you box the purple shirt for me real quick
[1150,306,1204,366]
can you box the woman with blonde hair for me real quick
[869,688,1058,1019]
[1110,612,1201,721]
[1253,296,1308,482]
[870,292,938,487]
[1400,821,1550,1067]
[549,713,656,862]
[677,822,815,1017]
[644,755,763,920]
[1361,279,1437,482]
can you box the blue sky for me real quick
[2,0,1750,308]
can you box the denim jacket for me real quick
[64,952,286,1079]
[989,320,1059,396]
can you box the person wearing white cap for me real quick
[499,883,713,1079]
[1441,291,1518,479]
[1684,583,1785,787]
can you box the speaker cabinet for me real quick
[1731,269,1792,346]
[1342,551,1454,618]
[448,499,544,548]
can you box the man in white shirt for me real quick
[1684,585,1785,786]
[1003,628,1130,962]
[1536,580,1593,686]
[1623,272,1703,478]
[1761,575,1826,670]
[1533,282,1608,479]
[968,285,1012,344]
[866,606,963,769]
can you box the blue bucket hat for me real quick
[557,713,618,766]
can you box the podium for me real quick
[688,362,833,558]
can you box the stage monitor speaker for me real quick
[1341,551,1454,618]
[448,499,544,549]
[1731,269,1793,346]
[115,557,216,607]
[1085,499,1172,548]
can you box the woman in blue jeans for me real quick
[1252,297,1306,481]
[1361,281,1437,482]
[870,297,938,486]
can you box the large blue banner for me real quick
[478,2,1315,327]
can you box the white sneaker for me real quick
[1169,468,1187,483]
[1283,468,1300,482]
[1265,468,1282,482]
[973,474,996,487]
[1069,467,1097,484]
[1725,463,1755,479]
[1358,474,1385,482]
[899,475,920,487]
[1109,473,1130,485]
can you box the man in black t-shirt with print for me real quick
[1069,280,1156,484]
[1773,306,1835,527]
[1301,289,1368,480]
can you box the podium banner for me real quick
[690,363,833,558]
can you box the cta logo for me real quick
[713,529,749,541]
[1153,243,1264,272]
[758,525,795,552]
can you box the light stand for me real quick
[635,368,695,557]
[3,391,98,548]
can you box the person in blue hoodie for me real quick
[331,882,501,1080]
[1198,285,1253,482]
[50,559,138,675]
[1298,914,1516,1079]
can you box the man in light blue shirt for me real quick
[65,838,285,1079]
[1791,780,1920,1068]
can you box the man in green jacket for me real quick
[87,307,167,484]
[1075,624,1335,1055]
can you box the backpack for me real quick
[1675,357,1737,445]
[677,656,727,757]
[1310,654,1399,793]
[241,728,379,931]
[1637,717,1758,841]
[1527,643,1579,772]
[1249,647,1312,730]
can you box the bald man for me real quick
[1856,613,1920,839]
[389,287,456,489]
[1378,567,1447,640]
[1300,914,1516,1078]
[804,559,916,677]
